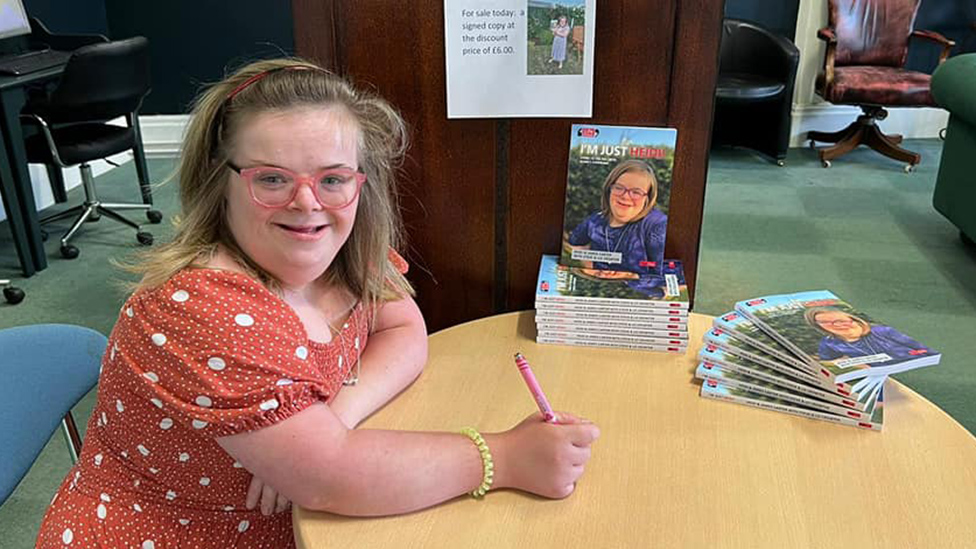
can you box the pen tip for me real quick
[514,352,523,360]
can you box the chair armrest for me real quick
[19,113,68,168]
[28,17,108,51]
[816,27,837,43]
[912,29,956,64]
[816,27,838,90]
[931,53,976,124]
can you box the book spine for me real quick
[535,308,687,324]
[700,382,882,431]
[697,361,866,410]
[536,294,689,311]
[536,322,689,339]
[698,346,824,388]
[538,329,687,347]
[537,335,686,353]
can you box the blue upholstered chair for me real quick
[0,324,105,504]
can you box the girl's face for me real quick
[224,106,361,288]
[559,17,568,26]
[608,171,652,226]
[814,311,865,340]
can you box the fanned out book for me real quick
[697,291,939,431]
[534,254,689,353]
[700,378,886,431]
[734,290,940,383]
[560,124,678,283]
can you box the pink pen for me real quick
[514,352,557,423]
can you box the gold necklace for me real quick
[327,307,362,386]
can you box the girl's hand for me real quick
[246,475,291,515]
[487,411,600,499]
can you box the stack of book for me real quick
[696,290,941,431]
[534,254,690,352]
[536,123,688,352]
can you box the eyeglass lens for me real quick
[248,168,360,207]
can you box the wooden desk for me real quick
[294,312,976,548]
[0,65,65,276]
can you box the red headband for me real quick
[225,65,320,101]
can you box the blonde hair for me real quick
[803,307,872,338]
[599,159,658,221]
[130,57,413,309]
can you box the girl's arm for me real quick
[220,405,599,516]
[329,295,428,429]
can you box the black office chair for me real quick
[21,36,161,259]
[712,19,800,165]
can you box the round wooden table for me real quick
[295,312,976,548]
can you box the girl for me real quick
[36,58,599,548]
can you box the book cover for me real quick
[695,363,868,416]
[535,302,689,319]
[712,311,813,374]
[697,345,866,402]
[535,254,689,309]
[697,347,869,410]
[560,125,678,287]
[700,378,885,431]
[735,291,940,383]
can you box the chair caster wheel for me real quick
[137,231,153,246]
[776,160,785,167]
[821,160,831,168]
[904,164,916,173]
[147,210,163,224]
[60,244,80,259]
[1,281,25,305]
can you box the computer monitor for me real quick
[0,0,30,41]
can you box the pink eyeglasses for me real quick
[228,163,366,209]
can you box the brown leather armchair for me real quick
[809,0,954,171]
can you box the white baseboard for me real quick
[790,103,949,147]
[0,115,189,223]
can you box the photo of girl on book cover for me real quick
[803,307,934,368]
[561,125,677,297]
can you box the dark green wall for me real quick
[104,1,295,114]
[24,1,295,114]
[23,0,109,35]
[724,0,799,42]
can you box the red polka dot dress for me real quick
[36,267,377,548]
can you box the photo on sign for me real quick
[527,0,586,75]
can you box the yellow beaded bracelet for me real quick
[460,427,494,498]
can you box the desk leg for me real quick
[0,160,35,276]
[0,87,46,272]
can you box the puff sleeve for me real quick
[115,269,337,438]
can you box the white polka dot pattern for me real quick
[36,267,377,547]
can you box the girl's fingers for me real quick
[245,476,263,510]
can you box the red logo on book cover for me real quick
[721,313,738,321]
[858,422,872,429]
[909,349,927,355]
[703,362,714,369]
[711,329,723,336]
[706,379,718,388]
[639,261,657,267]
[842,400,855,407]
[745,299,766,306]
[847,411,861,418]
[667,325,679,329]
[706,345,717,352]
[837,387,850,396]
[820,368,830,378]
[540,281,549,292]
[577,127,600,138]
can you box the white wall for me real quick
[789,0,948,147]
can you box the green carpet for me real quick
[2,142,975,545]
